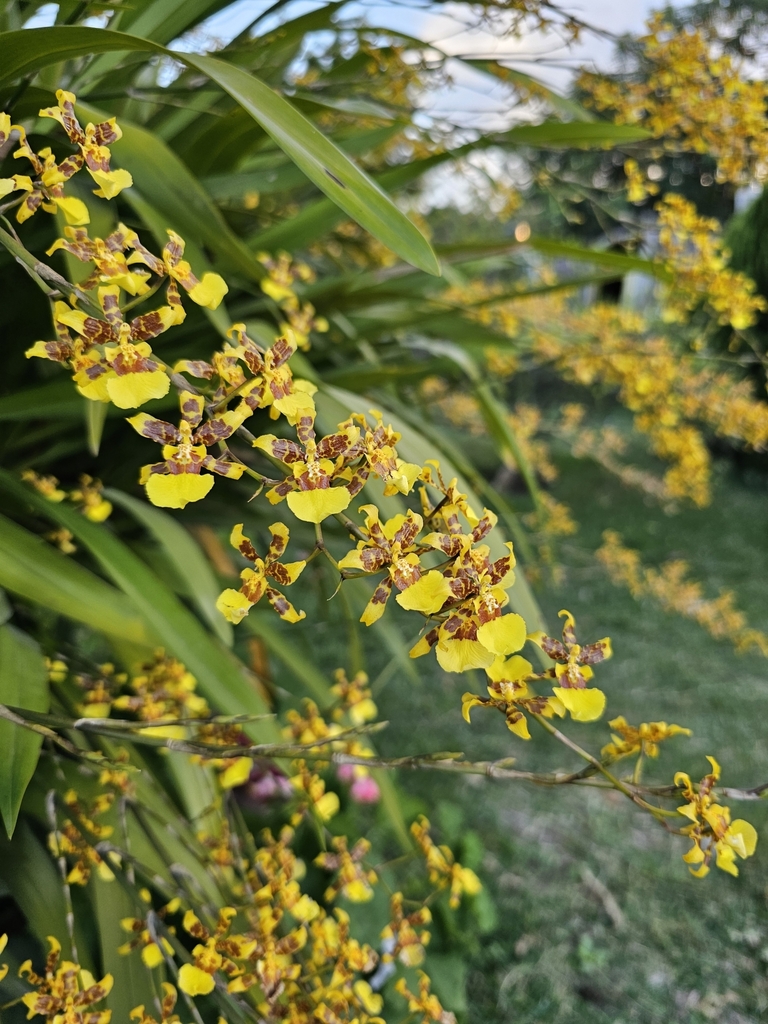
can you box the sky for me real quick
[188,0,681,134]
[25,0,679,188]
[360,0,669,86]
[26,0,675,117]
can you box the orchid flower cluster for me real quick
[31,648,481,1024]
[578,13,768,186]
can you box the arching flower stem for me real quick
[532,713,679,820]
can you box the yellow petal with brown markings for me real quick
[146,472,213,509]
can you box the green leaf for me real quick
[290,91,399,120]
[202,125,402,201]
[248,195,341,255]
[92,873,157,1020]
[185,53,439,275]
[527,236,669,279]
[244,613,330,706]
[85,397,107,456]
[105,487,233,648]
[204,162,309,202]
[498,120,652,147]
[75,99,263,284]
[463,60,597,122]
[0,27,440,275]
[324,358,458,390]
[473,381,546,522]
[0,471,278,738]
[0,624,49,838]
[107,0,228,45]
[0,512,153,646]
[0,380,84,421]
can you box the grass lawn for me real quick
[374,453,768,1024]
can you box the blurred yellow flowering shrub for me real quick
[578,13,768,184]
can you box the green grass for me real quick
[373,454,768,1024]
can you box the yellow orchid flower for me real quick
[39,89,132,199]
[26,286,176,408]
[675,757,758,877]
[528,609,611,722]
[20,936,113,1024]
[128,230,228,310]
[254,413,359,523]
[129,392,246,508]
[602,716,691,759]
[216,522,305,624]
[47,224,152,295]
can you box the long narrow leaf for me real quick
[0,625,49,837]
[105,487,233,648]
[0,27,440,275]
[0,472,277,736]
[0,512,153,645]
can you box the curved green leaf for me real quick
[0,512,153,645]
[0,380,84,421]
[85,398,107,456]
[92,874,157,1019]
[528,237,669,279]
[105,487,233,648]
[185,53,439,275]
[75,99,262,284]
[0,624,49,838]
[498,121,652,147]
[463,61,597,122]
[0,471,277,738]
[0,26,440,275]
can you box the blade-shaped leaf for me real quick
[0,380,85,420]
[85,397,107,456]
[0,27,440,275]
[91,873,157,1019]
[0,512,153,645]
[497,121,652,147]
[184,53,440,275]
[0,471,277,737]
[203,125,402,201]
[290,91,399,120]
[0,624,49,837]
[463,60,596,122]
[105,487,233,648]
[528,236,669,279]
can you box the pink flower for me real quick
[350,775,381,804]
[235,759,293,809]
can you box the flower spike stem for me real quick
[532,714,679,819]
[0,224,102,314]
[46,790,79,964]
